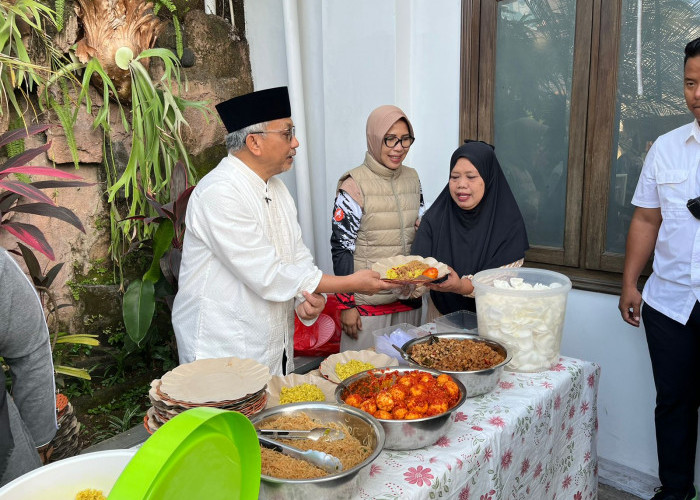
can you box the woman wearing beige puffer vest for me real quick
[331,105,424,351]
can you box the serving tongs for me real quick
[258,435,344,473]
[258,427,345,442]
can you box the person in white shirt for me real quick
[172,87,397,375]
[619,38,700,500]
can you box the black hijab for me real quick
[411,141,529,315]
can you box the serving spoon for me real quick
[392,344,421,365]
[257,427,345,442]
[258,435,344,473]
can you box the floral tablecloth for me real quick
[354,355,600,500]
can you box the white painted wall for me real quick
[243,0,700,483]
[560,290,658,475]
[561,290,700,484]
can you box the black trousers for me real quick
[642,301,700,492]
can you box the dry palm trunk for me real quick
[75,0,164,102]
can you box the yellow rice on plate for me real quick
[279,383,325,404]
[385,260,429,280]
[335,360,374,381]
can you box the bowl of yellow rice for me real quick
[0,449,136,499]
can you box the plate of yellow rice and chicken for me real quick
[372,255,449,284]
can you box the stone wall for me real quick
[0,3,253,341]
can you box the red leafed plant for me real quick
[0,125,91,260]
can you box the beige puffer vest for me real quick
[337,152,421,305]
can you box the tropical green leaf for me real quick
[143,220,174,283]
[55,365,92,380]
[122,278,155,346]
[55,334,100,346]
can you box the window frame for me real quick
[459,0,642,294]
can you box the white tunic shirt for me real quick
[172,154,323,374]
[631,119,700,324]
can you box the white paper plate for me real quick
[319,349,399,384]
[265,373,338,407]
[160,357,271,404]
[372,255,449,283]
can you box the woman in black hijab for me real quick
[411,141,529,317]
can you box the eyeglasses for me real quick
[688,196,700,219]
[383,135,415,148]
[249,126,296,142]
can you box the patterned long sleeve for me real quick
[330,190,362,308]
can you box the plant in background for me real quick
[0,125,90,260]
[91,405,143,441]
[0,124,96,381]
[74,0,164,102]
[0,0,77,132]
[64,0,210,269]
[64,47,208,271]
[0,0,55,119]
[154,0,183,59]
[4,114,25,157]
[3,0,211,276]
[122,160,193,346]
[15,242,99,381]
[104,48,207,266]
[54,0,65,32]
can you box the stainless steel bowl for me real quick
[334,366,467,450]
[249,402,385,500]
[401,332,511,397]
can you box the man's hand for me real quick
[340,308,362,339]
[296,291,326,321]
[618,207,660,328]
[350,269,402,294]
[619,285,642,327]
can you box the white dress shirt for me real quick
[172,154,323,375]
[631,119,700,324]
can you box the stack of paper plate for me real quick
[145,357,271,433]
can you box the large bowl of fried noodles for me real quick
[249,402,385,500]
